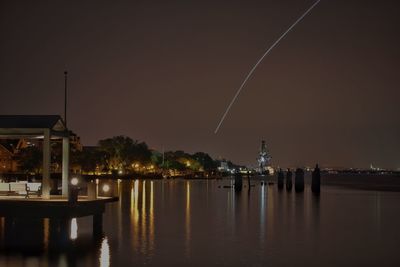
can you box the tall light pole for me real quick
[62,70,70,198]
[64,71,68,128]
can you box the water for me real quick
[1,178,400,266]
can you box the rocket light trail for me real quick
[214,0,321,134]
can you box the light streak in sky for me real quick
[214,0,321,134]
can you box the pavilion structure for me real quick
[0,115,70,198]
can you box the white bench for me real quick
[10,183,29,197]
[26,182,42,197]
[0,182,42,198]
[0,183,10,195]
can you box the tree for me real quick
[98,136,152,172]
[168,160,186,171]
[193,152,218,171]
[74,147,108,173]
[98,136,132,171]
[151,150,163,167]
[18,146,42,174]
[125,141,152,165]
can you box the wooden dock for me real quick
[0,196,119,244]
[0,196,118,218]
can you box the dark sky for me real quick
[1,0,399,169]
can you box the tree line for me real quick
[17,135,237,175]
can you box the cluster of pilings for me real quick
[275,164,321,194]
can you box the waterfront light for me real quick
[71,177,79,186]
[103,184,110,193]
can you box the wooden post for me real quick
[234,173,243,192]
[112,180,119,197]
[277,169,284,190]
[286,169,293,191]
[312,164,321,194]
[4,217,14,245]
[93,213,103,238]
[88,181,96,200]
[295,168,305,192]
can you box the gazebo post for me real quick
[42,129,51,199]
[62,135,70,198]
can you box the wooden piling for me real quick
[93,213,103,238]
[286,169,293,191]
[295,168,305,192]
[311,164,321,194]
[277,169,284,190]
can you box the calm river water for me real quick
[1,178,400,266]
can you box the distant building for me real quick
[0,141,15,173]
[257,140,272,174]
[370,164,382,171]
[69,132,83,151]
[0,139,29,173]
[0,131,82,174]
[218,161,229,172]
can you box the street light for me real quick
[71,177,79,186]
[102,184,110,193]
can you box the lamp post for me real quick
[64,71,68,127]
[69,177,79,203]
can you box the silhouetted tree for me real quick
[193,152,218,170]
[18,146,42,174]
[98,136,152,172]
[168,160,186,171]
[74,148,108,173]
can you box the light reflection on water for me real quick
[100,237,110,267]
[0,178,400,266]
[267,184,274,243]
[70,218,78,240]
[260,184,265,243]
[149,181,154,253]
[185,181,191,259]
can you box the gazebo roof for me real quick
[0,115,67,138]
[0,115,65,129]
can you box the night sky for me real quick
[1,0,399,169]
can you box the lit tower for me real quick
[257,140,271,174]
